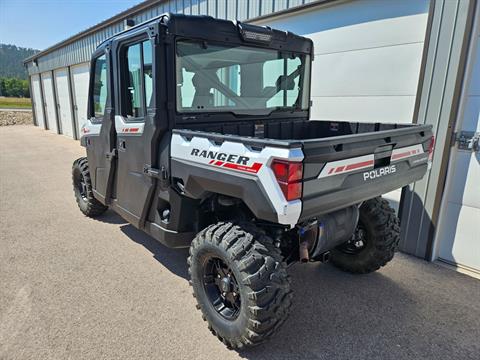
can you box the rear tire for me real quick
[72,157,107,218]
[330,197,400,274]
[188,222,292,349]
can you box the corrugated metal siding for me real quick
[26,0,323,75]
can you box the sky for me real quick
[0,0,143,50]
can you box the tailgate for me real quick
[300,124,433,221]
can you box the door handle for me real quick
[105,149,117,160]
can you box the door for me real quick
[71,63,90,137]
[435,23,480,275]
[31,74,45,129]
[54,68,74,138]
[85,52,116,205]
[114,38,159,227]
[41,72,59,133]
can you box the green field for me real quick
[0,97,32,109]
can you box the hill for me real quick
[0,44,39,79]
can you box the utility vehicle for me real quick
[72,13,434,348]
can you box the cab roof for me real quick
[98,13,313,55]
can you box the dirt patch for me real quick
[0,111,33,126]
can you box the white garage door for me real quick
[254,0,430,124]
[41,72,58,133]
[30,74,45,129]
[254,0,430,212]
[54,68,74,138]
[71,63,90,138]
[435,20,480,275]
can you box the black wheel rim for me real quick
[74,171,88,201]
[202,256,241,321]
[338,222,368,255]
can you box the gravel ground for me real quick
[1,125,479,360]
[0,110,33,126]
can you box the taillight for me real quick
[428,135,435,162]
[271,160,303,201]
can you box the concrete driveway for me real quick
[1,125,479,360]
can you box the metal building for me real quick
[24,0,480,277]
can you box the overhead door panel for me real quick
[71,63,90,137]
[54,68,74,138]
[41,72,59,133]
[30,74,45,129]
[436,30,480,275]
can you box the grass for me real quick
[0,97,32,109]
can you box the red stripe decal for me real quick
[122,127,140,133]
[345,160,374,171]
[328,168,334,174]
[391,151,411,160]
[214,161,224,166]
[222,162,263,174]
[335,166,345,173]
[208,160,215,164]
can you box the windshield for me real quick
[175,40,311,115]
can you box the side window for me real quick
[123,40,153,119]
[143,41,153,108]
[126,44,143,118]
[92,54,108,119]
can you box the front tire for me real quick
[72,157,107,218]
[330,197,400,274]
[188,222,292,349]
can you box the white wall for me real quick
[254,0,430,123]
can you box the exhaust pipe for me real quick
[299,239,309,263]
[297,221,318,263]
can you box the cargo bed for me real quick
[176,119,433,221]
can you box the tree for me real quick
[0,77,30,97]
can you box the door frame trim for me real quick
[431,0,480,263]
